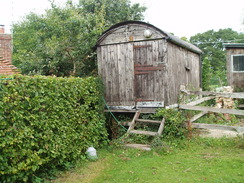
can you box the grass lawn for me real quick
[52,137,244,183]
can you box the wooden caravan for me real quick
[95,21,202,109]
[224,43,244,90]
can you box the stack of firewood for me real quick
[215,86,234,120]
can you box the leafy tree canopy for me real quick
[190,29,244,89]
[12,0,146,76]
[190,28,244,71]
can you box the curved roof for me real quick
[96,21,202,54]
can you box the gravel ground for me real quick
[199,128,243,138]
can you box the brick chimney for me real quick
[0,25,12,63]
[0,25,5,34]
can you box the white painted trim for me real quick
[136,101,164,108]
[108,106,135,110]
[165,103,179,109]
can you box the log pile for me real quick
[215,86,235,119]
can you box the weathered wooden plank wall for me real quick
[166,43,200,105]
[98,39,167,106]
[97,22,201,107]
[98,43,134,106]
[99,25,163,45]
[98,24,169,106]
[226,48,244,89]
[133,40,166,103]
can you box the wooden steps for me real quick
[136,119,162,124]
[127,111,165,136]
[129,130,158,136]
[125,111,165,150]
[125,144,151,151]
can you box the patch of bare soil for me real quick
[199,128,243,138]
[193,117,244,138]
[233,119,244,127]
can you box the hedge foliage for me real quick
[153,108,187,139]
[0,75,108,182]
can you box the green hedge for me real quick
[0,75,108,182]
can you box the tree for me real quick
[201,57,212,90]
[78,0,146,25]
[190,29,244,71]
[190,29,244,88]
[12,0,146,76]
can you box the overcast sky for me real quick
[0,0,243,38]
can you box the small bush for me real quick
[152,108,187,139]
[0,75,108,182]
[112,109,187,148]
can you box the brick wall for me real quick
[0,33,12,63]
[0,56,19,75]
[0,26,19,75]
